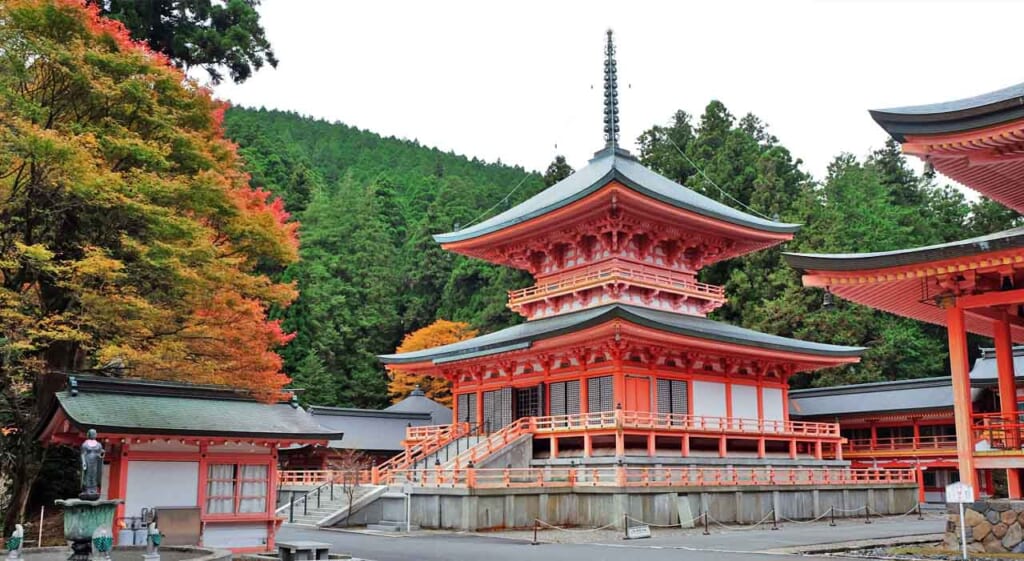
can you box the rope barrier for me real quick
[777,509,834,525]
[702,510,775,532]
[535,519,619,533]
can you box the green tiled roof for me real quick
[379,304,864,365]
[51,376,342,440]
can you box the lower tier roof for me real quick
[38,375,343,441]
[378,304,864,366]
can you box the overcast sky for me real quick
[213,0,1024,188]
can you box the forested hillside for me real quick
[224,104,1022,407]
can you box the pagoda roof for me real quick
[870,81,1024,213]
[378,304,863,367]
[784,227,1024,272]
[434,147,800,245]
[870,81,1024,141]
[38,375,343,441]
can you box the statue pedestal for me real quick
[55,499,121,561]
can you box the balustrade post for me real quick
[371,465,380,485]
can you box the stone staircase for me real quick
[280,484,386,527]
[404,435,484,471]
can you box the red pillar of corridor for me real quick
[948,305,980,498]
[995,312,1023,499]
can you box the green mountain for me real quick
[224,104,1021,408]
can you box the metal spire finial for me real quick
[603,29,620,149]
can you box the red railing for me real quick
[405,422,469,442]
[508,265,725,305]
[385,466,917,489]
[445,418,533,469]
[973,412,1024,452]
[531,409,841,438]
[376,422,472,478]
[277,469,374,487]
[845,435,958,453]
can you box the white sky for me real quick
[214,0,1024,186]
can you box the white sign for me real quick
[946,482,975,504]
[625,524,651,540]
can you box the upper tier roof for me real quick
[434,147,800,245]
[378,303,863,366]
[870,81,1024,141]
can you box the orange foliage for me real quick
[0,0,299,401]
[388,320,478,407]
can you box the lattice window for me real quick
[657,379,688,414]
[549,380,581,417]
[588,376,613,412]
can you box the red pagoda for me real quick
[378,31,866,470]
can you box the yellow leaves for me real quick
[14,242,54,263]
[389,320,478,407]
[71,247,124,282]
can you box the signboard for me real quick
[946,482,974,503]
[625,524,651,540]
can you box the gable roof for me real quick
[434,147,800,244]
[308,406,433,452]
[40,375,342,441]
[379,303,864,366]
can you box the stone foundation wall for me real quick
[334,484,918,531]
[945,500,1024,554]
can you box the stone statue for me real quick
[79,429,104,500]
[143,523,161,561]
[5,524,23,561]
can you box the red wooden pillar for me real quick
[647,433,656,457]
[580,375,589,415]
[108,444,128,543]
[681,433,690,457]
[551,436,559,459]
[994,314,1023,499]
[916,467,926,504]
[912,421,920,449]
[476,389,484,429]
[947,305,980,498]
[267,447,279,550]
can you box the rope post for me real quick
[771,509,779,531]
[532,519,539,546]
[829,505,835,527]
[330,481,334,501]
[303,493,308,516]
[289,491,295,523]
[917,502,923,521]
[623,513,629,540]
[864,503,871,524]
[703,511,710,536]
[317,486,321,509]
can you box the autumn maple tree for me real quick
[0,0,297,530]
[388,320,477,407]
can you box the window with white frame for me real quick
[205,463,268,514]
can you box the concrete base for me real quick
[330,484,918,531]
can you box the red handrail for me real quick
[508,265,725,304]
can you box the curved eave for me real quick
[870,81,1024,142]
[378,304,863,367]
[783,226,1024,273]
[434,150,799,246]
[784,234,1024,342]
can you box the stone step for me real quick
[366,520,419,532]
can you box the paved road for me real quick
[278,515,946,561]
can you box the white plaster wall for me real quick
[124,461,198,518]
[731,384,758,425]
[692,381,726,420]
[202,523,267,549]
[762,387,785,423]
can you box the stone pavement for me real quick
[277,513,947,561]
